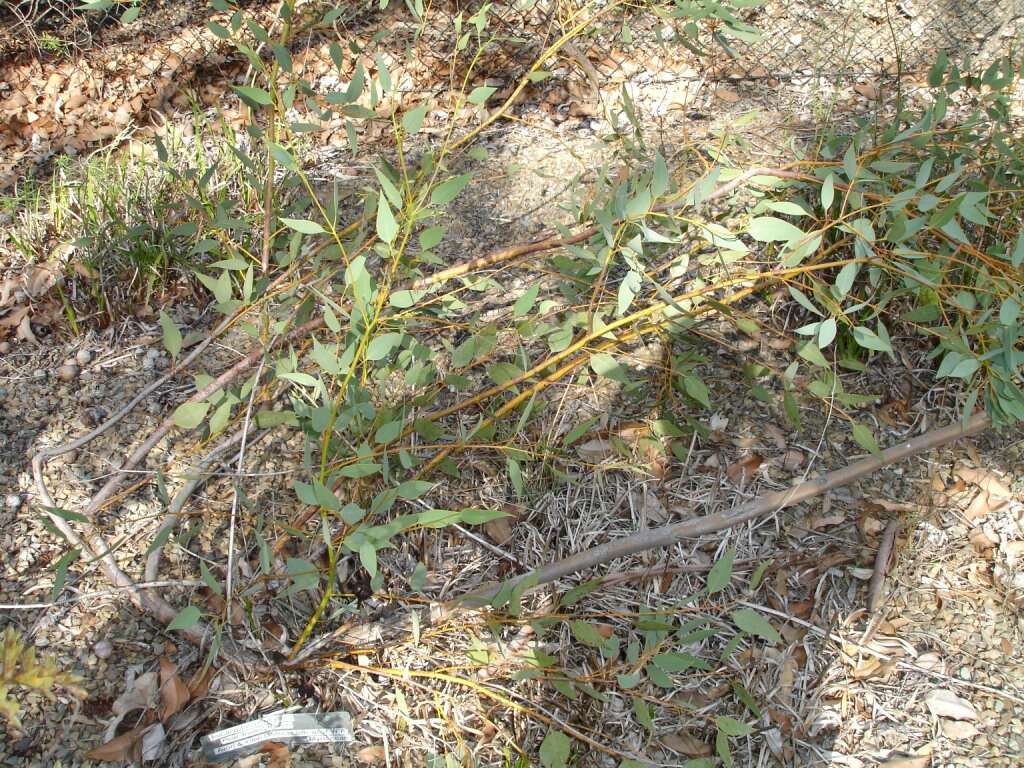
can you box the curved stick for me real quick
[143,427,268,584]
[30,264,302,475]
[451,412,990,609]
[297,412,990,653]
[30,317,322,645]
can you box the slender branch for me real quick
[297,412,990,652]
[226,355,266,626]
[29,317,322,649]
[453,413,989,610]
[80,317,323,520]
[143,427,269,584]
[411,166,807,289]
[861,518,901,642]
[868,519,900,615]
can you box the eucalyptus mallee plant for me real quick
[751,54,1024,437]
[48,0,1024,762]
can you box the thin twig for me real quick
[143,427,252,584]
[29,317,323,646]
[302,413,989,650]
[2,581,205,610]
[862,518,901,642]
[226,355,267,626]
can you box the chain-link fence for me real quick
[726,0,1021,80]
[1,0,1021,191]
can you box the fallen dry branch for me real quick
[455,413,990,607]
[30,317,323,648]
[867,519,901,615]
[302,412,990,653]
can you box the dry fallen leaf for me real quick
[915,652,945,673]
[16,314,37,344]
[357,745,387,763]
[85,724,151,763]
[261,741,292,768]
[0,305,29,328]
[616,422,650,443]
[576,438,616,461]
[956,466,1012,499]
[781,448,804,471]
[187,666,217,699]
[854,82,879,99]
[660,731,712,757]
[141,722,167,761]
[714,87,741,102]
[777,656,799,707]
[25,264,59,298]
[940,720,980,740]
[879,754,930,768]
[483,516,514,546]
[806,511,846,531]
[924,689,978,721]
[964,490,1009,521]
[968,527,997,554]
[857,505,887,539]
[158,655,190,721]
[635,489,669,524]
[113,670,158,716]
[763,423,788,450]
[726,453,763,485]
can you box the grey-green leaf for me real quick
[280,217,325,235]
[747,216,803,243]
[467,85,497,105]
[708,547,735,594]
[366,332,404,361]
[539,730,572,768]
[172,401,210,430]
[731,608,782,644]
[159,311,182,360]
[817,317,837,348]
[375,196,399,243]
[402,104,428,134]
[430,174,471,206]
[821,173,835,210]
[852,422,880,456]
[167,605,201,631]
[233,85,273,107]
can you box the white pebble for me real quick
[57,364,80,382]
[0,341,10,354]
[5,494,22,511]
[93,640,112,659]
[76,349,93,365]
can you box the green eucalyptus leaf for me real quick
[167,605,201,631]
[173,402,210,430]
[159,311,182,360]
[233,85,273,107]
[431,174,471,206]
[747,216,803,243]
[731,608,782,644]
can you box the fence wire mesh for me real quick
[724,0,1022,80]
[0,0,1021,191]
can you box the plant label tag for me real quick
[201,710,354,762]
